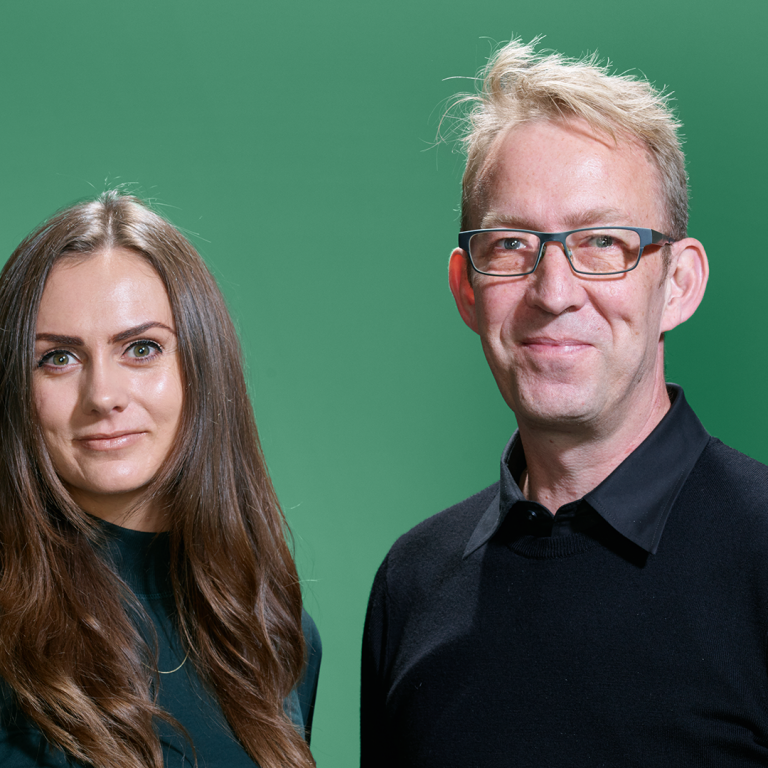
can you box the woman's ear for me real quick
[661,238,709,333]
[449,248,480,334]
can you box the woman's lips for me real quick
[75,432,146,451]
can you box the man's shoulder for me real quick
[684,436,768,532]
[381,482,499,582]
[696,437,768,499]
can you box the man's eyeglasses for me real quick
[458,227,674,277]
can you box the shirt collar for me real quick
[464,385,710,558]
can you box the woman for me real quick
[0,191,320,768]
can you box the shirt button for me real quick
[527,510,538,521]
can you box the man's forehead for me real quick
[486,116,648,166]
[474,118,664,230]
[480,206,635,231]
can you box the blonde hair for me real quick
[451,37,688,239]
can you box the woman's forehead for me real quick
[38,249,174,335]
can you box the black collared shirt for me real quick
[363,384,768,767]
[464,384,710,558]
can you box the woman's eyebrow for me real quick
[35,322,175,347]
[109,321,175,344]
[35,333,82,346]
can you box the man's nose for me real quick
[80,359,130,415]
[525,241,587,315]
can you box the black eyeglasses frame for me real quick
[458,227,674,277]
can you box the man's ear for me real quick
[449,248,480,334]
[661,238,709,333]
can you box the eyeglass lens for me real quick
[468,229,643,275]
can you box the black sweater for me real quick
[0,522,321,767]
[362,397,768,766]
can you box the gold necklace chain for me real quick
[158,651,189,675]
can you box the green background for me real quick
[1,1,765,765]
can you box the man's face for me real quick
[451,118,681,437]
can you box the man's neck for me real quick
[517,380,672,514]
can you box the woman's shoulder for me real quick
[295,609,322,743]
[301,609,321,659]
[0,685,69,767]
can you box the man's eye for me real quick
[500,238,524,250]
[591,235,615,248]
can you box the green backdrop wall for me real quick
[1,1,765,765]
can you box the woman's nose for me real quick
[80,359,130,415]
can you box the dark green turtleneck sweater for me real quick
[0,521,321,767]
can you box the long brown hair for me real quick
[0,191,314,768]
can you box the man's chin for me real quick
[506,384,605,432]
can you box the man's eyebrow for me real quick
[562,208,630,229]
[480,213,541,230]
[109,322,176,344]
[35,322,175,347]
[480,208,631,231]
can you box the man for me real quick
[361,38,768,766]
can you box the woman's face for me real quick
[33,249,183,530]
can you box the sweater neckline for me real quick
[505,531,603,559]
[97,518,173,599]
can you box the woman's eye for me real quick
[126,341,161,360]
[39,350,76,368]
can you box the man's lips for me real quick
[75,431,146,451]
[519,337,593,350]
